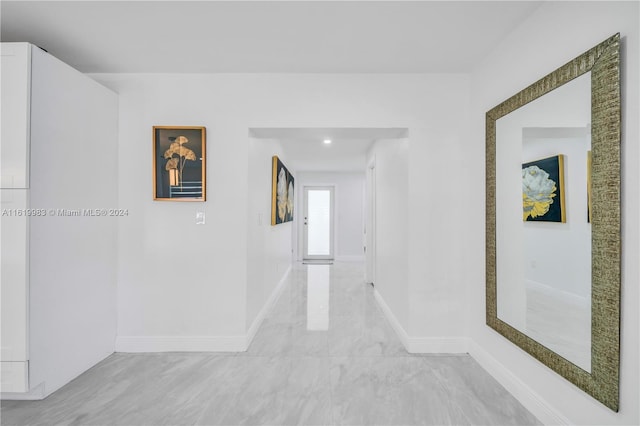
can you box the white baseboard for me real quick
[115,336,246,353]
[373,289,410,350]
[373,289,468,354]
[0,382,45,401]
[468,340,569,426]
[1,351,113,401]
[0,361,28,393]
[245,265,292,349]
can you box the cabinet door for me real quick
[0,188,30,393]
[1,43,31,189]
[0,189,29,363]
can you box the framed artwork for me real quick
[153,126,206,201]
[522,154,566,222]
[271,156,294,225]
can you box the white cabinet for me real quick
[1,43,118,397]
[1,43,32,393]
[0,189,29,392]
[1,43,31,189]
[0,190,29,361]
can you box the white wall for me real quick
[295,171,365,262]
[467,2,639,424]
[406,89,471,346]
[106,76,250,352]
[28,47,118,397]
[522,133,591,300]
[92,73,470,351]
[246,138,293,338]
[368,140,409,331]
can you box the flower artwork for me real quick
[153,127,206,201]
[271,156,294,225]
[277,168,287,220]
[522,165,556,219]
[287,181,294,218]
[522,155,565,222]
[164,135,197,188]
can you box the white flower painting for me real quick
[271,156,295,225]
[522,155,565,222]
[277,168,288,222]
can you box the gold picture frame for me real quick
[153,126,206,201]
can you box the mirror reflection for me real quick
[495,72,592,372]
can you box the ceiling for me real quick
[1,1,541,172]
[250,128,407,172]
[1,1,542,74]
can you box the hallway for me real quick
[1,263,539,425]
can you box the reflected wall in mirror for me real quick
[496,72,592,372]
[486,34,620,411]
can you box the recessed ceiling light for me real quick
[323,139,332,144]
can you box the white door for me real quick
[303,186,334,260]
[365,160,376,284]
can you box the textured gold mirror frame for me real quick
[486,34,621,411]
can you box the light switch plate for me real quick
[196,211,205,225]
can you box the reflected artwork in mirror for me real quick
[486,34,620,411]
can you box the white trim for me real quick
[245,265,291,349]
[0,361,28,393]
[373,289,469,354]
[468,340,570,426]
[373,289,410,350]
[365,156,376,285]
[1,382,45,401]
[1,351,113,400]
[115,336,246,353]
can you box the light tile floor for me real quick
[1,262,540,425]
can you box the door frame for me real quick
[365,157,376,284]
[303,185,335,260]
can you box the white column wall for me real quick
[246,138,293,342]
[367,139,410,332]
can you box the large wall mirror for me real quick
[486,34,621,411]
